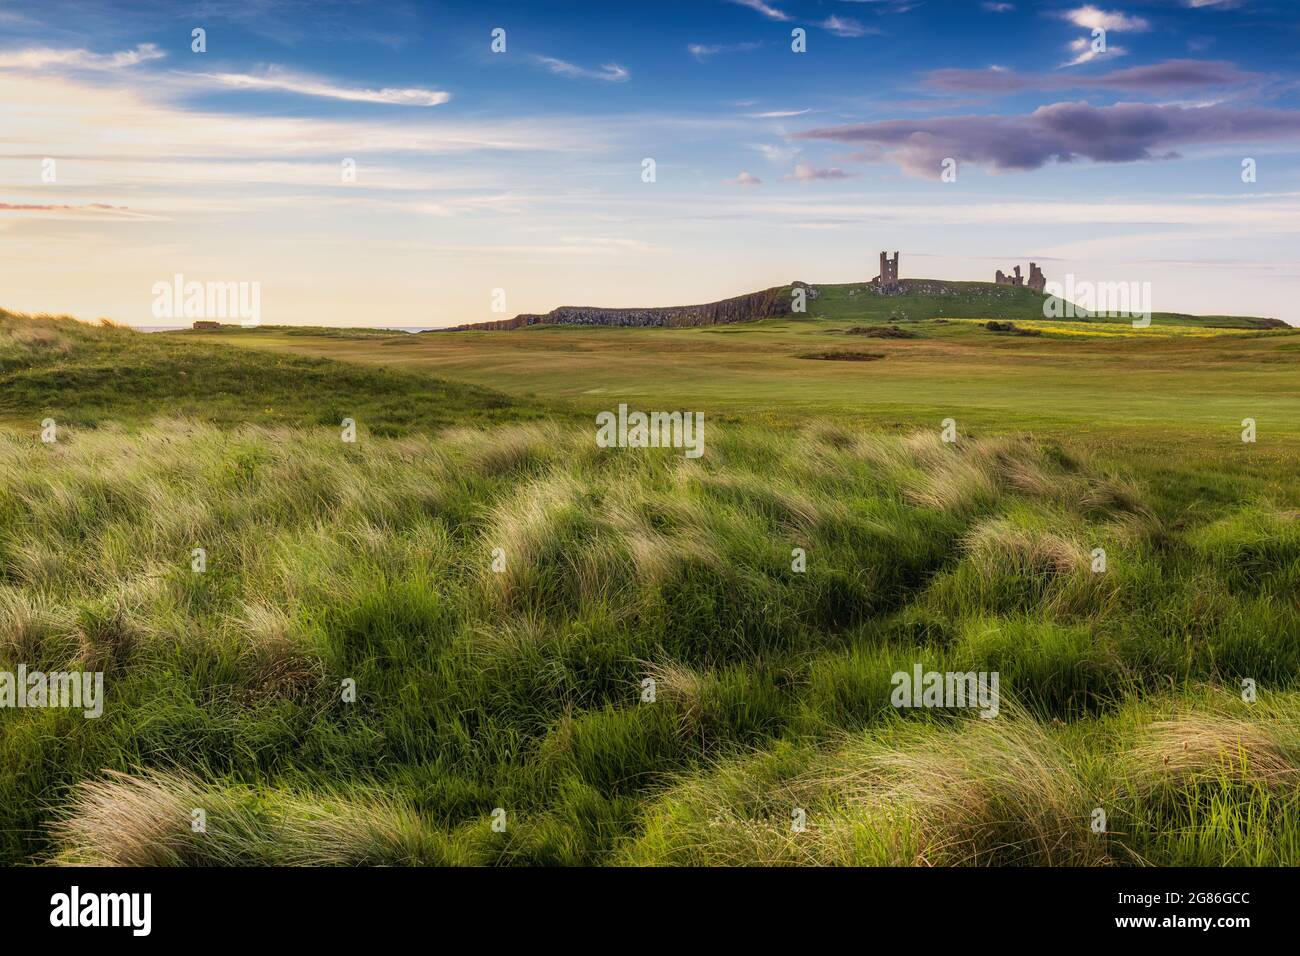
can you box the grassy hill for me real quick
[0,310,541,433]
[440,278,1286,332]
[801,280,1286,328]
[3,305,1300,867]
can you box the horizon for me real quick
[3,0,1299,327]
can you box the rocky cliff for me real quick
[441,284,803,331]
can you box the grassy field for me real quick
[3,294,1300,866]
[201,282,1300,445]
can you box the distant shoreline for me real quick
[133,325,439,334]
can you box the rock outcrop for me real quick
[441,285,798,331]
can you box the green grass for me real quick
[204,290,1300,443]
[2,303,1300,866]
[0,310,542,433]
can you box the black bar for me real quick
[1,866,1278,942]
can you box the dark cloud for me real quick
[794,100,1300,175]
[785,163,859,181]
[925,59,1262,95]
[0,202,127,211]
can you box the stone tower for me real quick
[1027,262,1045,293]
[876,250,900,292]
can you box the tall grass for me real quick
[4,312,1300,866]
[0,407,1296,865]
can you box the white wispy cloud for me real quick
[0,72,598,162]
[820,16,875,38]
[0,43,164,71]
[688,42,762,61]
[199,66,451,106]
[748,142,801,164]
[1063,37,1127,66]
[724,170,764,186]
[1062,5,1151,31]
[729,0,791,22]
[533,56,629,82]
[747,108,811,118]
[1058,6,1143,67]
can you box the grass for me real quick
[2,302,1299,866]
[204,289,1300,441]
[0,310,542,433]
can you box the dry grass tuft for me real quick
[811,713,1107,866]
[1126,710,1300,790]
[50,769,202,866]
[50,769,432,866]
[232,602,327,701]
[963,517,1090,580]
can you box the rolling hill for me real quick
[437,279,1288,333]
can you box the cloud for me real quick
[1063,37,1127,66]
[0,202,156,221]
[820,16,876,37]
[981,2,1015,11]
[0,202,124,211]
[793,100,1300,176]
[835,0,921,11]
[0,72,601,163]
[724,170,764,186]
[532,56,629,82]
[926,59,1261,95]
[1061,5,1150,31]
[1058,6,1147,66]
[0,43,164,71]
[785,163,859,181]
[748,142,802,164]
[747,108,812,118]
[200,67,451,106]
[729,0,791,21]
[687,42,762,61]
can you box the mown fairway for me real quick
[3,300,1300,866]
[210,286,1300,445]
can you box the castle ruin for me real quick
[873,251,901,293]
[995,262,1046,293]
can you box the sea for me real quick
[133,326,440,334]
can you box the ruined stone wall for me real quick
[996,262,1046,291]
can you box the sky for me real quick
[2,0,1299,327]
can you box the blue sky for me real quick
[2,0,1299,325]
